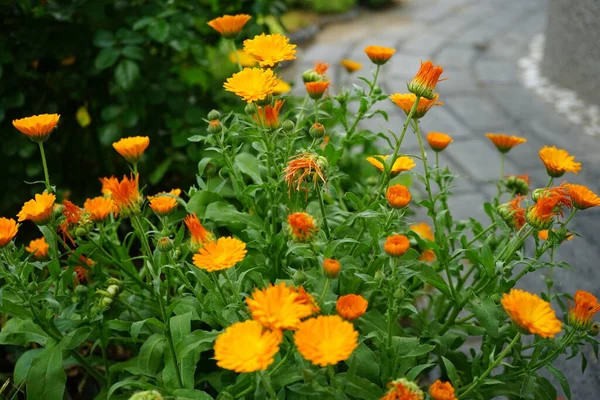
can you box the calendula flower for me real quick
[564,183,600,210]
[526,187,571,229]
[485,133,527,153]
[539,146,581,177]
[17,193,56,225]
[100,176,119,197]
[228,49,256,67]
[288,212,318,242]
[0,218,19,247]
[255,99,284,129]
[214,320,281,373]
[273,79,292,94]
[364,45,396,65]
[389,93,443,119]
[243,33,297,68]
[501,289,562,338]
[284,152,327,192]
[73,265,89,286]
[568,290,600,330]
[323,258,341,278]
[384,235,410,257]
[305,81,330,100]
[367,155,416,174]
[505,174,530,195]
[341,59,362,73]
[12,114,60,142]
[224,67,278,103]
[192,237,247,272]
[407,60,444,100]
[538,229,574,242]
[294,315,358,366]
[410,222,434,241]
[148,195,178,216]
[419,249,436,263]
[428,380,457,400]
[184,213,214,248]
[427,132,453,152]
[313,61,328,75]
[207,14,251,38]
[84,197,115,221]
[112,136,150,164]
[336,294,368,320]
[102,174,141,215]
[382,378,425,400]
[386,184,411,208]
[502,195,526,230]
[247,282,314,331]
[294,287,320,314]
[26,237,49,257]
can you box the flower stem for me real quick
[316,184,331,239]
[229,39,242,72]
[319,278,331,306]
[38,142,52,193]
[314,99,319,124]
[347,64,381,139]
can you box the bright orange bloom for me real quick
[26,237,49,257]
[243,33,297,68]
[148,195,178,216]
[526,187,571,229]
[305,81,330,100]
[62,200,84,226]
[323,258,341,278]
[364,45,396,65]
[192,237,247,272]
[294,315,358,366]
[538,229,574,242]
[273,79,292,95]
[428,380,457,400]
[565,183,600,210]
[384,235,410,257]
[539,146,581,177]
[100,176,119,197]
[247,282,314,331]
[569,290,600,330]
[382,378,425,400]
[73,265,89,286]
[340,59,362,73]
[336,294,368,320]
[184,213,214,248]
[485,133,527,153]
[255,99,285,129]
[508,195,527,230]
[389,93,443,119]
[12,114,60,142]
[0,218,19,247]
[410,222,434,241]
[228,49,256,67]
[294,287,320,314]
[366,155,416,174]
[207,14,251,38]
[84,197,115,221]
[214,320,281,373]
[407,61,445,100]
[284,152,327,192]
[313,61,328,75]
[17,192,56,225]
[224,67,278,103]
[102,174,140,215]
[419,249,436,264]
[501,289,562,338]
[288,212,318,242]
[112,136,150,164]
[386,185,411,208]
[427,132,453,152]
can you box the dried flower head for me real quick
[407,61,445,100]
[539,146,581,177]
[12,114,60,142]
[288,212,318,242]
[224,67,278,103]
[294,315,358,366]
[192,237,246,272]
[427,132,453,152]
[389,93,443,119]
[386,184,411,208]
[112,136,150,164]
[341,59,362,73]
[0,218,19,248]
[428,380,457,400]
[501,289,562,338]
[364,45,396,65]
[243,33,297,67]
[26,237,49,258]
[485,133,527,153]
[207,14,251,38]
[18,192,56,225]
[384,235,410,257]
[366,155,416,174]
[336,294,368,320]
[284,152,327,192]
[569,290,600,330]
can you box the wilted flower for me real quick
[184,213,214,248]
[284,152,327,192]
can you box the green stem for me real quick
[259,371,278,400]
[347,64,380,139]
[314,99,319,124]
[38,142,52,193]
[98,322,111,387]
[316,184,331,239]
[158,294,184,388]
[546,176,555,188]
[229,39,242,71]
[223,270,245,311]
[296,95,309,125]
[319,278,331,306]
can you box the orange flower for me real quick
[102,174,140,215]
[12,114,60,142]
[305,81,330,100]
[419,249,436,263]
[192,237,247,272]
[323,258,341,278]
[112,136,150,164]
[538,229,573,242]
[428,380,457,400]
[389,93,443,119]
[407,61,444,100]
[427,132,453,152]
[410,222,434,241]
[243,33,297,68]
[207,14,251,38]
[366,155,416,174]
[294,315,358,366]
[0,218,19,247]
[224,67,278,103]
[508,195,526,230]
[564,183,600,210]
[246,282,314,331]
[340,59,362,73]
[364,45,396,65]
[336,294,368,320]
[26,237,49,257]
[539,146,581,177]
[73,265,89,286]
[148,195,178,216]
[228,49,256,67]
[184,213,214,248]
[288,212,318,242]
[569,290,600,330]
[100,176,119,197]
[386,185,411,208]
[17,193,56,225]
[255,99,285,129]
[526,187,571,229]
[384,235,410,257]
[501,289,562,338]
[284,152,327,192]
[84,197,115,221]
[485,133,527,153]
[382,378,425,400]
[313,61,328,75]
[294,287,320,314]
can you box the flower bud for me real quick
[106,284,120,297]
[27,282,37,292]
[75,284,88,296]
[207,109,221,121]
[505,175,529,195]
[157,237,174,252]
[323,258,341,279]
[302,70,322,83]
[52,204,65,219]
[101,297,113,307]
[302,368,315,382]
[129,391,164,400]
[293,269,307,285]
[282,120,295,133]
[208,120,222,134]
[590,322,600,336]
[373,86,382,95]
[309,123,325,138]
[393,288,405,299]
[255,94,272,106]
[106,277,122,288]
[245,103,257,116]
[91,305,103,314]
[531,188,545,202]
[374,270,385,283]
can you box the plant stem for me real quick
[259,371,278,400]
[229,39,242,71]
[38,142,52,193]
[314,99,319,124]
[319,278,331,306]
[98,322,111,387]
[347,64,380,139]
[316,184,331,239]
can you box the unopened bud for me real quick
[106,278,122,288]
[531,188,545,202]
[302,368,315,382]
[302,70,322,83]
[27,282,37,292]
[282,120,295,133]
[75,285,88,296]
[52,204,65,219]
[101,297,113,307]
[293,269,307,285]
[207,109,221,121]
[208,120,222,134]
[256,94,272,106]
[373,86,382,95]
[157,237,174,252]
[393,288,405,299]
[129,390,164,400]
[245,103,257,116]
[106,284,120,297]
[374,270,385,283]
[309,123,325,138]
[590,322,600,336]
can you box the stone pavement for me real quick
[285,0,600,397]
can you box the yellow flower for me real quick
[294,315,358,367]
[386,184,411,208]
[366,155,416,174]
[389,93,443,119]
[243,33,297,68]
[382,378,425,400]
[228,49,256,67]
[305,81,330,100]
[12,114,60,142]
[246,282,314,331]
[273,79,292,94]
[539,146,581,177]
[0,218,19,247]
[336,294,368,320]
[112,136,150,164]
[294,287,320,314]
[410,222,434,241]
[214,320,281,373]
[284,152,327,192]
[564,183,600,210]
[407,60,445,100]
[207,14,251,38]
[501,289,562,338]
[340,59,362,73]
[485,133,527,153]
[84,197,115,221]
[323,258,341,278]
[364,45,396,65]
[192,237,246,272]
[428,380,457,400]
[224,67,278,103]
[427,132,453,152]
[287,212,318,242]
[568,290,600,330]
[26,237,49,258]
[384,235,410,257]
[17,193,56,225]
[102,174,141,215]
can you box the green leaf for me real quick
[94,30,116,47]
[176,330,219,361]
[148,19,170,42]
[131,318,164,341]
[95,48,120,70]
[186,191,223,218]
[114,60,140,90]
[171,389,214,399]
[204,202,262,230]
[546,364,571,400]
[0,317,48,346]
[441,356,459,387]
[170,313,195,389]
[26,344,66,400]
[235,153,263,184]
[60,326,92,350]
[99,123,121,146]
[338,373,383,400]
[137,334,166,376]
[465,295,500,338]
[414,264,451,297]
[122,46,145,61]
[344,343,380,383]
[392,337,436,358]
[14,349,43,385]
[405,363,435,381]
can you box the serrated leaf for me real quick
[235,153,263,184]
[465,295,500,338]
[546,364,571,400]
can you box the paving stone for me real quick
[418,107,473,138]
[444,94,514,131]
[401,32,450,56]
[433,45,478,68]
[447,137,519,182]
[446,190,489,222]
[386,53,426,80]
[435,70,483,95]
[475,58,521,84]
